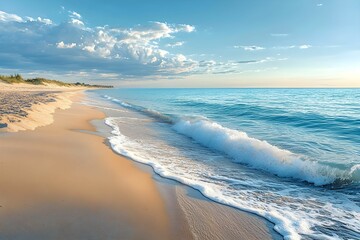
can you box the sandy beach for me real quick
[0,84,281,239]
[0,82,83,132]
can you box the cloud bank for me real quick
[0,10,287,81]
[0,10,200,79]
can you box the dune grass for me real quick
[0,74,113,88]
[0,74,25,84]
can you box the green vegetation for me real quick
[0,74,113,88]
[0,74,25,84]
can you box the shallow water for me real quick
[89,88,360,240]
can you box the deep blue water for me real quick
[89,88,360,240]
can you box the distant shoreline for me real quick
[0,81,84,132]
[0,74,113,88]
[0,73,112,132]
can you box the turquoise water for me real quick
[90,88,360,240]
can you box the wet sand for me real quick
[90,96,283,240]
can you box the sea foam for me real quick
[104,94,349,186]
[173,118,345,186]
[104,117,360,240]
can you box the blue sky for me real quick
[0,0,359,87]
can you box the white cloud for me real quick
[1,11,52,25]
[116,22,195,46]
[166,41,185,48]
[37,17,53,25]
[56,41,77,49]
[69,18,85,27]
[0,10,199,78]
[275,45,296,49]
[178,24,195,33]
[317,3,323,7]
[193,57,285,75]
[99,73,119,78]
[24,16,52,25]
[1,10,268,79]
[238,67,279,75]
[274,45,312,50]
[299,44,312,49]
[69,11,82,19]
[271,33,289,37]
[0,10,23,22]
[234,45,265,51]
[249,57,288,64]
[175,54,186,62]
[82,44,96,53]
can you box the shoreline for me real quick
[0,86,282,239]
[87,92,283,240]
[134,160,283,240]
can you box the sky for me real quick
[0,0,359,87]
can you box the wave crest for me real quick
[173,118,346,186]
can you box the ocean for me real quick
[87,88,360,240]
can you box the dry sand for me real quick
[0,93,171,239]
[0,82,83,132]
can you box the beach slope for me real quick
[0,94,171,239]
